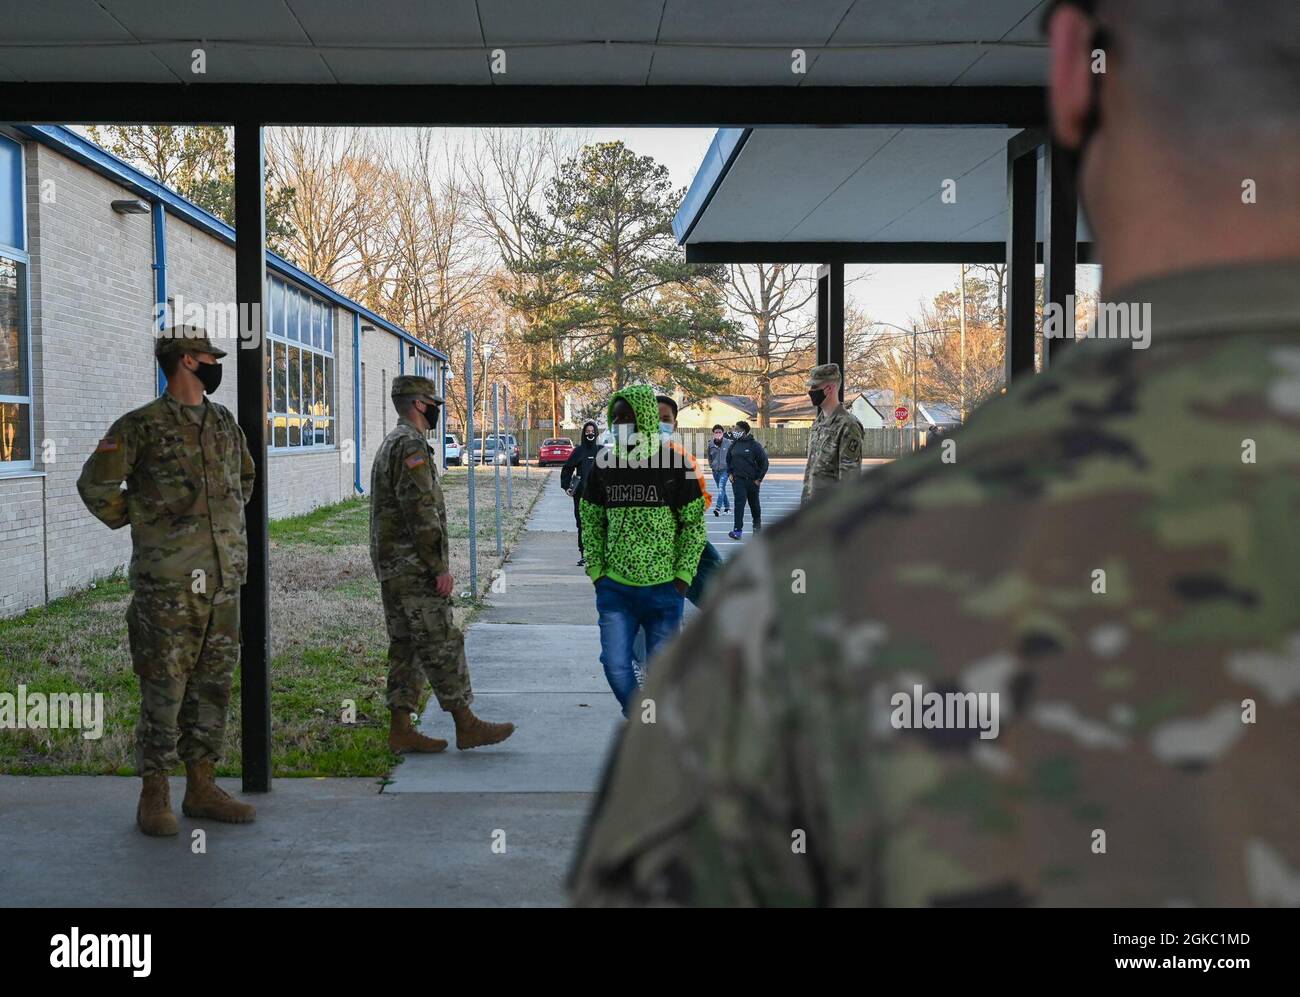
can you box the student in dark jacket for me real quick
[560,420,600,566]
[725,420,768,540]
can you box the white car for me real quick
[444,433,462,466]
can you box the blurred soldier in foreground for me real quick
[370,375,514,753]
[572,0,1300,905]
[801,362,864,504]
[78,325,256,836]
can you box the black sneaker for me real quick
[754,525,762,532]
[713,507,720,517]
[577,556,586,566]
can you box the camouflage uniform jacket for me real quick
[370,417,448,580]
[77,393,254,594]
[571,262,1300,907]
[802,403,864,502]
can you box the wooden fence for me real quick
[517,425,925,459]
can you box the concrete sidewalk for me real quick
[0,470,609,907]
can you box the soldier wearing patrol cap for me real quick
[801,362,864,504]
[78,322,257,836]
[370,374,515,753]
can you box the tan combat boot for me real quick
[451,706,516,750]
[388,710,448,754]
[136,772,179,837]
[182,759,256,823]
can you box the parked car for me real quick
[469,436,510,465]
[502,434,521,466]
[538,437,574,467]
[444,433,462,466]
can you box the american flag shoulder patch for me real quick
[404,454,426,470]
[96,437,119,453]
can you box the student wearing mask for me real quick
[706,424,732,518]
[724,420,768,540]
[561,419,601,566]
[579,386,707,716]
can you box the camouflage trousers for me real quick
[125,585,240,777]
[380,574,473,714]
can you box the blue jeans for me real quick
[595,578,684,717]
[712,469,730,509]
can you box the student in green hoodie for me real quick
[580,384,707,716]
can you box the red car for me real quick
[538,437,575,467]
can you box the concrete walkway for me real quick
[0,461,841,906]
[0,471,606,907]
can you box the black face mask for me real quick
[808,387,827,407]
[193,359,222,395]
[584,433,595,442]
[420,401,440,429]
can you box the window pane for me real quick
[287,416,301,447]
[323,418,334,446]
[312,353,324,418]
[273,416,287,449]
[273,341,286,412]
[272,279,285,336]
[288,346,302,413]
[0,400,30,462]
[311,300,323,349]
[287,290,300,342]
[324,309,333,353]
[322,356,333,418]
[0,257,27,398]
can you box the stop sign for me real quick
[894,405,909,423]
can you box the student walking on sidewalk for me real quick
[579,385,707,716]
[560,420,601,566]
[706,424,732,518]
[725,421,768,540]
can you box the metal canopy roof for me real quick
[0,0,1050,86]
[675,126,1092,260]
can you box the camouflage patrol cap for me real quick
[391,374,442,404]
[808,362,841,387]
[155,323,228,360]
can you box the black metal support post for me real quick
[234,122,270,792]
[1042,140,1079,368]
[1005,132,1040,384]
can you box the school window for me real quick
[264,275,336,451]
[0,134,32,469]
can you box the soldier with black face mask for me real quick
[561,419,601,566]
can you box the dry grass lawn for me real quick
[0,466,550,777]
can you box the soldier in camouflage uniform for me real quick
[571,0,1300,905]
[370,375,515,753]
[78,324,257,836]
[801,362,864,504]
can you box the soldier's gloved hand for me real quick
[435,572,454,598]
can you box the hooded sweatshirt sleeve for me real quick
[671,463,707,587]
[579,454,608,580]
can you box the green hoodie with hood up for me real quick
[579,384,707,588]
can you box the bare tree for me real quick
[463,129,581,431]
[720,263,818,426]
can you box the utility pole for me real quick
[465,327,477,598]
[493,382,503,560]
[504,384,512,512]
[911,324,919,453]
[959,262,967,424]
